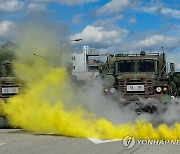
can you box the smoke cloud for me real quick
[0,21,180,140]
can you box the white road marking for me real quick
[0,143,6,146]
[47,133,54,135]
[88,138,122,144]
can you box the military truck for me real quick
[0,57,23,127]
[100,51,177,112]
[0,58,22,102]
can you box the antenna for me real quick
[162,46,164,53]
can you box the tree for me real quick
[173,72,180,96]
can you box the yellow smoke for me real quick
[0,60,180,140]
[0,22,180,140]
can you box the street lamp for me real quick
[71,39,82,42]
[61,38,82,47]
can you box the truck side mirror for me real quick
[170,63,175,75]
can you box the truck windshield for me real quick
[117,61,135,73]
[137,60,155,72]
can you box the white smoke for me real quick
[74,79,180,127]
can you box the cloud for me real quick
[113,34,180,52]
[0,21,15,38]
[93,15,124,27]
[27,3,47,12]
[136,35,180,48]
[72,19,179,55]
[0,0,24,12]
[141,6,180,19]
[32,0,98,5]
[72,14,83,24]
[160,8,180,19]
[129,16,136,24]
[72,25,128,47]
[95,0,140,16]
[141,6,159,14]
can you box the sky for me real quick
[0,0,180,70]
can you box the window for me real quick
[137,60,155,72]
[117,61,135,73]
[72,57,75,60]
[73,66,75,70]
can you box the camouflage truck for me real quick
[100,51,177,112]
[0,58,22,102]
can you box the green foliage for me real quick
[174,72,180,96]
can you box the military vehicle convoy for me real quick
[99,51,178,112]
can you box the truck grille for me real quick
[0,82,21,98]
[118,79,153,94]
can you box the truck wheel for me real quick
[0,117,11,128]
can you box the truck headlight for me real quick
[110,88,116,94]
[171,96,175,99]
[104,88,109,93]
[163,87,168,92]
[156,87,162,93]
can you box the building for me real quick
[71,46,89,72]
[71,46,104,80]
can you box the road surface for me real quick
[0,129,180,154]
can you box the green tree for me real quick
[174,72,180,96]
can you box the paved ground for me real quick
[0,129,180,154]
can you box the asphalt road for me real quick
[0,129,180,154]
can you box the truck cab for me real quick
[100,51,176,103]
[0,59,22,102]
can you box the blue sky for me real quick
[0,0,180,70]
